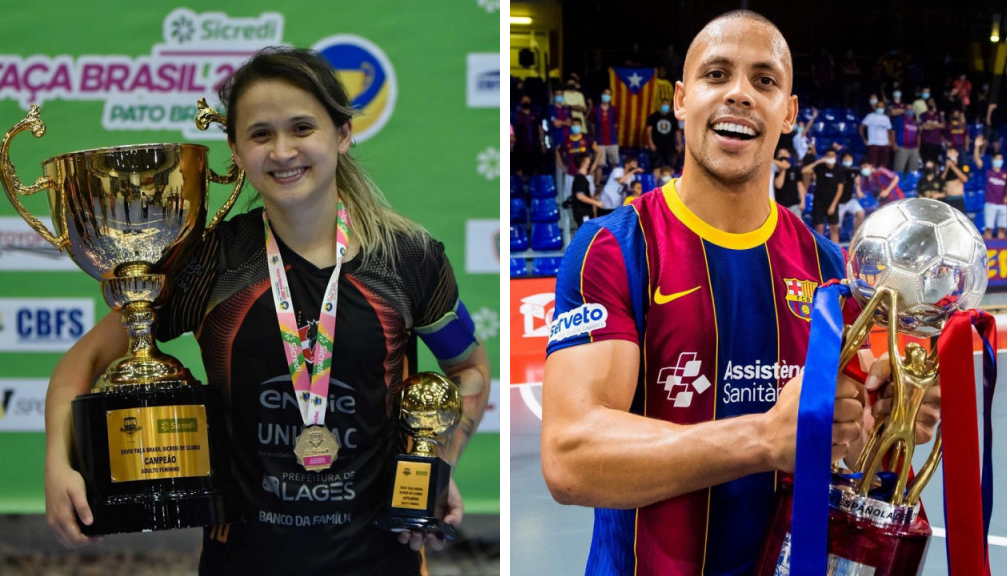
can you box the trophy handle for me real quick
[194,98,245,235]
[0,105,67,250]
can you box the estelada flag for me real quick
[609,67,657,147]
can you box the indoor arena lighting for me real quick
[510,16,532,25]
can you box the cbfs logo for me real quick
[519,293,555,338]
[0,298,95,352]
[313,35,397,142]
[657,352,712,408]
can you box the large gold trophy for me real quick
[0,101,244,534]
[375,372,462,539]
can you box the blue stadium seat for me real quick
[968,122,985,140]
[900,170,921,191]
[530,174,557,198]
[843,109,859,123]
[903,188,918,198]
[965,171,984,193]
[636,151,651,172]
[511,175,525,198]
[859,192,878,210]
[530,197,560,223]
[510,224,528,252]
[803,193,814,215]
[638,173,656,191]
[531,257,562,277]
[821,108,841,122]
[510,197,528,224]
[964,188,984,212]
[510,258,528,277]
[530,223,563,251]
[839,213,855,243]
[971,211,985,235]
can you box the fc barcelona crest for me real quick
[784,278,817,321]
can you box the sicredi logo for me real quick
[0,298,95,352]
[312,35,396,142]
[548,303,607,342]
[0,9,284,139]
[657,352,712,408]
[519,293,555,338]
[0,216,78,271]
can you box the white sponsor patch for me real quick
[466,53,499,108]
[0,217,78,271]
[0,379,48,432]
[548,303,608,343]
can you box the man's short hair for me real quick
[684,10,793,91]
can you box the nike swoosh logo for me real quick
[654,285,701,305]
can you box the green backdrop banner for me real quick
[0,0,500,514]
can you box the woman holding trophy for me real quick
[41,48,490,575]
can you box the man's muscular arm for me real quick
[541,340,864,509]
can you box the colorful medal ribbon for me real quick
[264,200,351,426]
[789,281,847,575]
[938,310,996,576]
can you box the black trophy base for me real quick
[374,454,456,541]
[72,381,243,536]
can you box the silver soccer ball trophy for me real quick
[847,198,988,337]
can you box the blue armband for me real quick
[415,300,479,365]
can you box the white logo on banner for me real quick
[0,298,95,352]
[519,293,555,337]
[466,53,499,108]
[476,146,500,180]
[0,9,285,139]
[0,379,48,432]
[477,0,500,13]
[472,307,499,341]
[464,219,500,274]
[0,217,78,271]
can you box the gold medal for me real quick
[293,426,340,471]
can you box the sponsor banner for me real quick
[464,219,500,274]
[509,277,555,374]
[0,298,94,352]
[466,53,499,108]
[0,379,48,432]
[0,217,79,271]
[987,238,1007,290]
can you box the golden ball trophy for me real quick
[375,372,462,539]
[0,100,244,534]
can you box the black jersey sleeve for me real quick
[412,234,460,328]
[155,228,221,342]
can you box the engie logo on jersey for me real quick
[548,303,607,343]
[0,298,95,352]
[312,35,396,142]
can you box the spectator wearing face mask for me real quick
[562,118,601,180]
[548,88,573,150]
[974,135,1007,239]
[860,96,894,169]
[773,149,805,217]
[645,99,679,176]
[890,89,921,173]
[591,88,620,179]
[941,148,968,213]
[838,152,865,237]
[563,75,589,133]
[512,95,545,176]
[657,166,674,185]
[917,160,946,200]
[860,161,903,206]
[919,97,945,165]
[945,109,969,160]
[802,149,845,242]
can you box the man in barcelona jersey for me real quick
[540,11,940,576]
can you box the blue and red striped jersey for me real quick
[546,180,845,576]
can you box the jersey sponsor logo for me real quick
[262,472,357,503]
[657,352,711,407]
[547,303,607,342]
[784,278,817,321]
[722,359,803,404]
[654,285,701,305]
[312,35,396,142]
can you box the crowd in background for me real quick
[511,45,1007,245]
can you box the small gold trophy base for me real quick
[374,454,456,540]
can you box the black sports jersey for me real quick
[156,208,459,576]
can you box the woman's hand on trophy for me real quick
[44,461,101,548]
[865,352,941,444]
[396,477,463,552]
